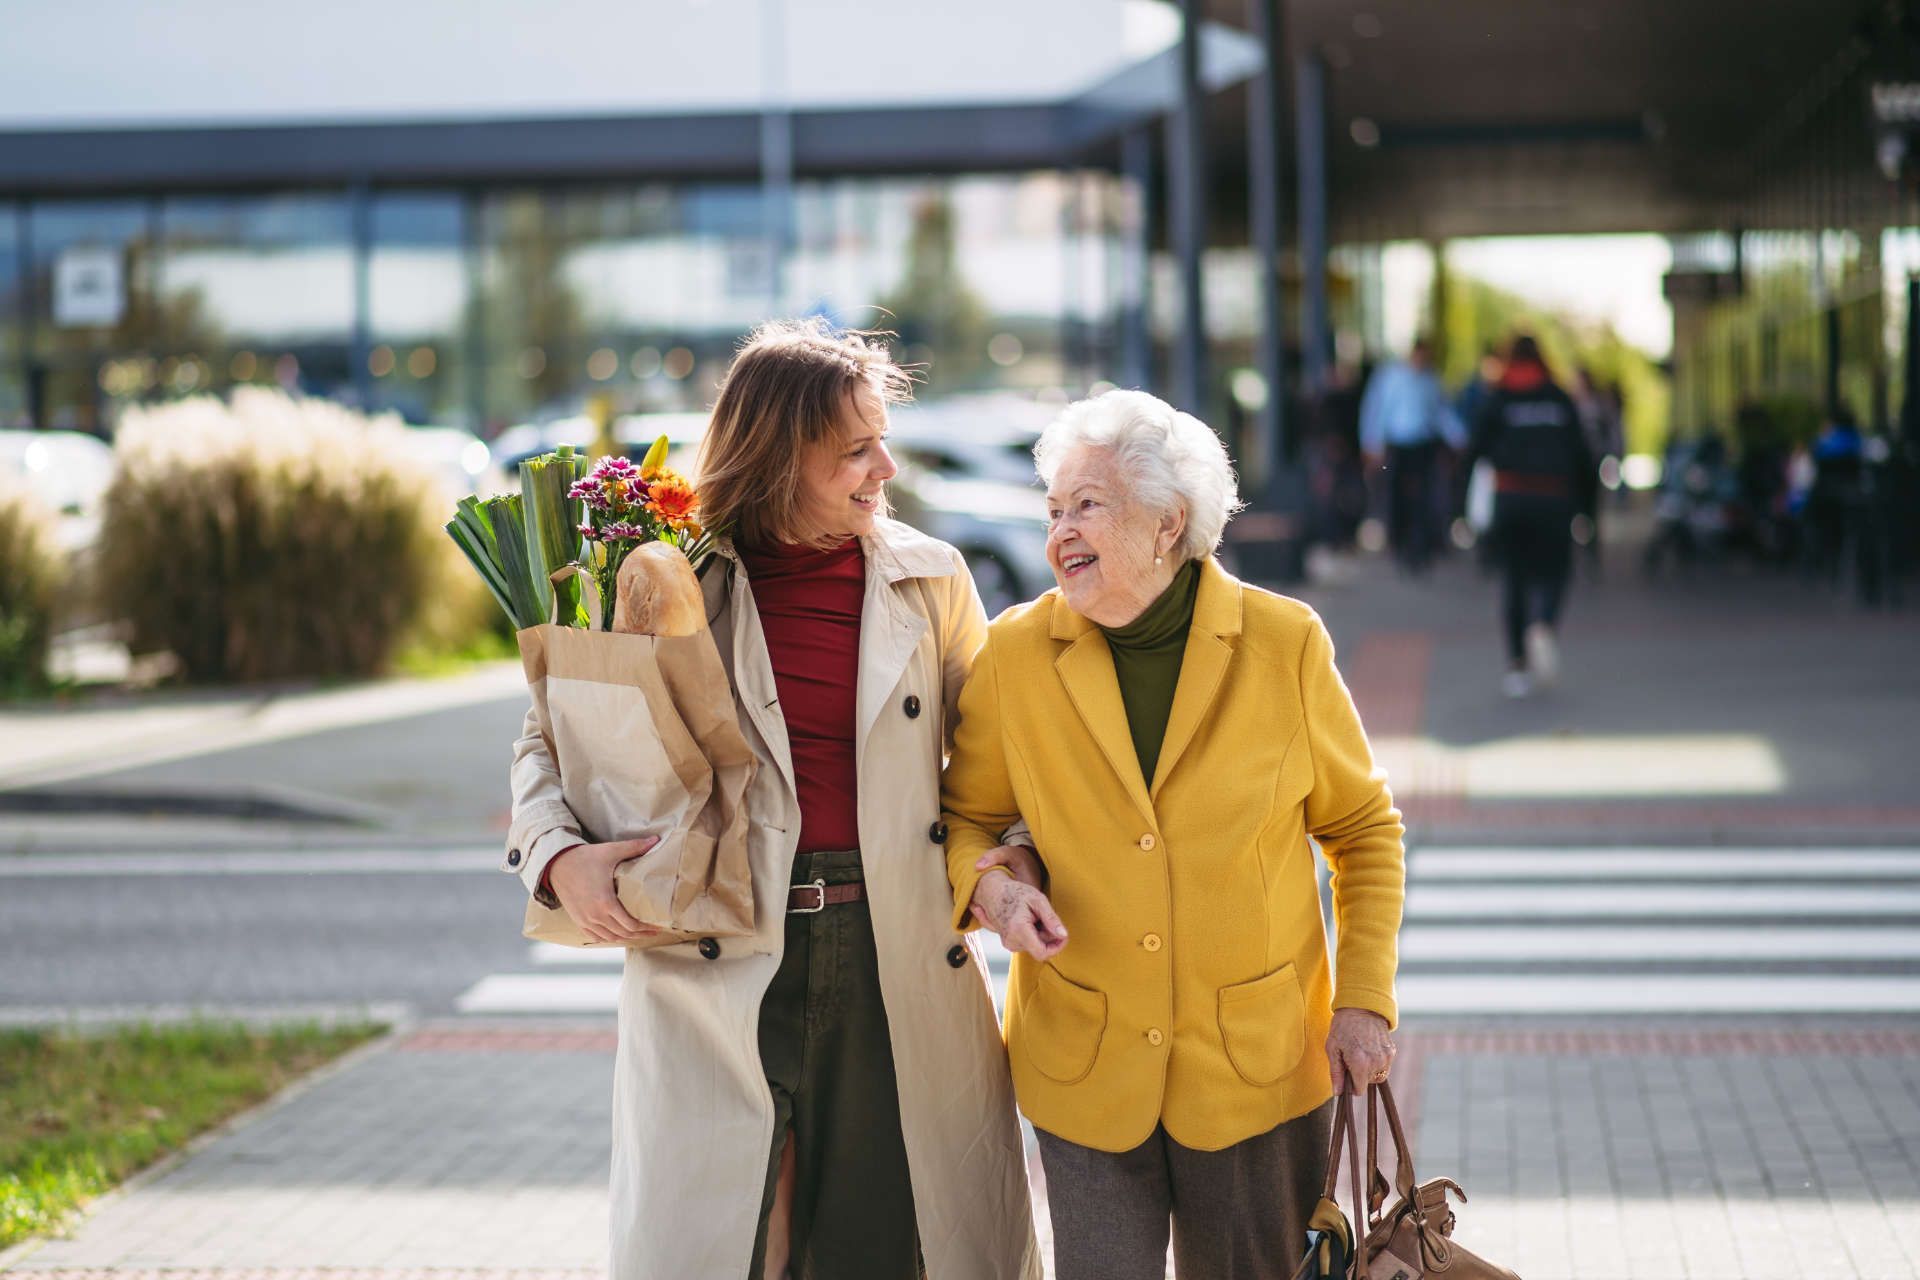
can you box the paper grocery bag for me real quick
[515,583,757,950]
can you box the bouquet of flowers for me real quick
[569,437,716,631]
[448,435,755,953]
[444,436,714,632]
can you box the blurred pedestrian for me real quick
[507,320,1041,1280]
[1468,336,1594,698]
[1804,403,1865,586]
[1360,337,1465,574]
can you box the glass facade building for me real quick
[1,173,1145,438]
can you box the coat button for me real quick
[946,944,968,969]
[1142,933,1163,952]
[1147,1028,1165,1046]
[697,937,721,960]
[1138,834,1157,852]
[903,695,922,719]
[929,821,949,844]
[506,848,522,867]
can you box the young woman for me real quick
[503,319,1040,1280]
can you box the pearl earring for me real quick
[1154,555,1164,565]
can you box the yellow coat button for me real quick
[1138,834,1157,851]
[1142,933,1162,952]
[1147,1028,1164,1046]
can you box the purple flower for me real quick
[603,520,648,541]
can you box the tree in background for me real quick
[877,192,992,390]
[1437,272,1671,457]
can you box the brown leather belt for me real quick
[787,878,867,914]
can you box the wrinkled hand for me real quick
[969,873,1069,961]
[975,843,1045,890]
[547,836,662,944]
[1326,1007,1394,1095]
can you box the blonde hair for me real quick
[697,318,913,550]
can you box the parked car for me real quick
[0,428,115,553]
[401,425,512,499]
[491,404,1054,615]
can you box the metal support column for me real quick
[1119,128,1155,391]
[1825,305,1842,416]
[1246,0,1305,581]
[1167,0,1209,415]
[349,179,373,410]
[462,189,488,435]
[16,205,35,429]
[1248,0,1288,484]
[1295,49,1330,391]
[759,0,795,315]
[1904,276,1920,442]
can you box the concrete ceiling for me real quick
[1194,0,1895,239]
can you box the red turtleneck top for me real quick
[737,538,866,853]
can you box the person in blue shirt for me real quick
[1360,337,1467,574]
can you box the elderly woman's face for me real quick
[1045,447,1182,627]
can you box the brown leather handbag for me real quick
[1295,1082,1521,1280]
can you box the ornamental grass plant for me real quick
[97,389,488,683]
[0,475,61,695]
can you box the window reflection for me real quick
[8,171,1133,435]
[0,205,20,426]
[158,194,354,400]
[369,193,467,426]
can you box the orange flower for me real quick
[645,472,701,529]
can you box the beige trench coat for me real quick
[504,517,1041,1280]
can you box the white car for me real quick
[0,429,115,553]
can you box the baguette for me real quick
[613,541,706,636]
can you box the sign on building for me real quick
[53,245,126,327]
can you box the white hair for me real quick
[1034,389,1244,562]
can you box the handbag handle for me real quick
[1365,1080,1419,1211]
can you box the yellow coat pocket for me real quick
[1023,965,1108,1084]
[1217,963,1307,1086]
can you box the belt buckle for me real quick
[790,878,828,914]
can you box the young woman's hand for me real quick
[547,837,662,944]
[969,873,1069,961]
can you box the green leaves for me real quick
[445,447,589,632]
[519,448,588,628]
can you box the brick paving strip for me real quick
[9,1022,1917,1279]
[1390,1027,1920,1280]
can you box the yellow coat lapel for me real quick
[1150,560,1242,797]
[1050,599,1156,824]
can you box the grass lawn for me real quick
[0,1020,384,1249]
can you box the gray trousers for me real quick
[1037,1101,1334,1280]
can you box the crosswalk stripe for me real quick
[1406,883,1920,918]
[1397,973,1920,1015]
[456,974,620,1014]
[1401,924,1920,962]
[1397,844,1920,1017]
[530,942,625,966]
[1411,848,1920,880]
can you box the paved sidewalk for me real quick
[8,1021,1917,1279]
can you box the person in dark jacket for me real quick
[1468,336,1594,698]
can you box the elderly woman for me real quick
[940,390,1406,1280]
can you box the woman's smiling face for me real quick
[1045,445,1183,627]
[796,382,897,543]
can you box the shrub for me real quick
[0,476,61,694]
[96,389,485,683]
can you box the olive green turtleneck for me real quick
[1098,558,1200,786]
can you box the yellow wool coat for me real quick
[941,557,1405,1153]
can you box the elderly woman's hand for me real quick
[1325,1007,1395,1094]
[969,873,1069,961]
[975,843,1046,890]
